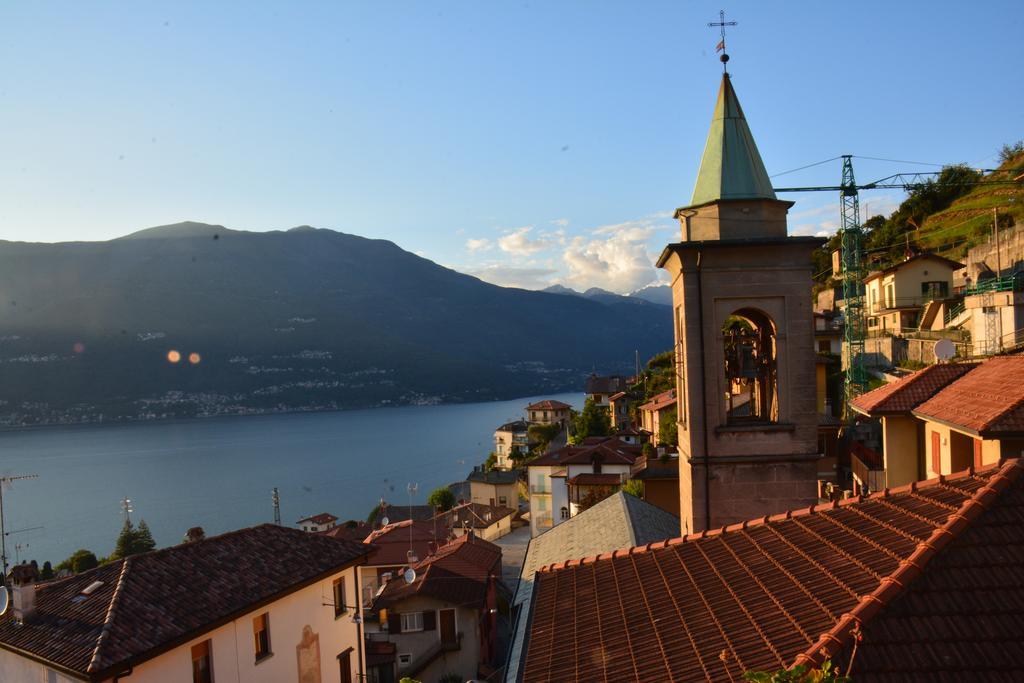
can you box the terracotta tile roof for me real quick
[584,375,630,395]
[608,391,628,402]
[466,467,520,485]
[0,524,370,680]
[528,437,641,468]
[496,418,530,433]
[913,356,1024,436]
[437,502,516,530]
[566,472,624,486]
[849,363,977,415]
[321,520,374,542]
[639,388,676,412]
[507,492,679,682]
[363,519,448,567]
[374,533,502,610]
[518,461,1024,682]
[297,512,338,525]
[525,399,571,411]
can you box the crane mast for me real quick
[839,155,869,404]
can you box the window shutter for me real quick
[974,439,984,469]
[388,613,402,634]
[423,610,436,631]
[931,431,941,474]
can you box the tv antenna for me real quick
[120,497,134,525]
[271,488,282,525]
[406,483,418,568]
[1,474,39,576]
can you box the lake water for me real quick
[0,393,582,567]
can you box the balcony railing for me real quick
[965,275,1021,296]
[529,484,551,494]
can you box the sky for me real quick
[1,1,1021,293]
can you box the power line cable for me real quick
[769,156,842,178]
[853,155,949,168]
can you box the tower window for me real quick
[722,309,778,423]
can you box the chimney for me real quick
[10,563,40,625]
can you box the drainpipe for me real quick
[696,251,712,531]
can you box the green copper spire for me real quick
[688,73,776,207]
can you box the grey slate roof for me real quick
[466,468,520,485]
[505,492,680,682]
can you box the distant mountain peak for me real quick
[119,221,233,240]
[542,284,580,296]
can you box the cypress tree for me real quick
[133,520,156,554]
[114,520,136,559]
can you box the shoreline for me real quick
[0,389,583,436]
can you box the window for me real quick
[46,670,58,683]
[818,340,830,353]
[560,506,569,520]
[401,612,424,632]
[191,640,213,683]
[722,309,778,423]
[498,496,507,506]
[253,613,272,661]
[339,650,352,683]
[398,654,412,666]
[333,576,348,617]
[921,281,949,299]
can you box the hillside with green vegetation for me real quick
[813,141,1024,284]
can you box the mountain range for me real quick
[0,222,672,426]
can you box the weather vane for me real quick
[708,9,737,73]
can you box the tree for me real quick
[658,406,679,447]
[56,549,98,574]
[571,398,611,443]
[427,486,455,511]
[483,451,498,471]
[999,139,1024,164]
[134,520,156,553]
[40,560,54,580]
[622,479,644,498]
[114,520,137,559]
[528,423,561,453]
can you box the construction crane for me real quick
[775,156,1021,411]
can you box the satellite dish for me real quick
[934,339,956,362]
[0,586,9,616]
[403,567,417,585]
[381,516,390,527]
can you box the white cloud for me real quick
[463,264,559,290]
[498,226,552,255]
[465,237,493,252]
[550,218,570,227]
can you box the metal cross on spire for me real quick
[708,9,737,72]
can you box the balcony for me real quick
[529,484,551,494]
[850,441,885,495]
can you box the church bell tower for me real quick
[657,71,824,534]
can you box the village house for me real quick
[638,388,676,445]
[851,355,1024,491]
[436,501,516,541]
[863,252,963,335]
[367,534,502,683]
[0,525,370,683]
[296,511,338,532]
[370,503,436,527]
[524,399,571,427]
[607,390,631,428]
[525,437,641,537]
[583,374,630,407]
[359,520,446,609]
[505,491,680,682]
[813,311,843,355]
[465,466,518,508]
[628,448,681,517]
[492,418,530,469]
[516,460,1024,681]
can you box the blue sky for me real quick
[2,1,1021,292]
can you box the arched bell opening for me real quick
[722,307,778,423]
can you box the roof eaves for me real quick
[793,459,1023,671]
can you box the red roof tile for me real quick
[519,461,1024,682]
[525,399,571,410]
[297,512,338,525]
[436,502,516,530]
[913,355,1024,435]
[0,524,370,679]
[528,437,641,467]
[364,519,449,567]
[639,388,676,412]
[566,472,624,486]
[374,533,502,609]
[850,362,977,415]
